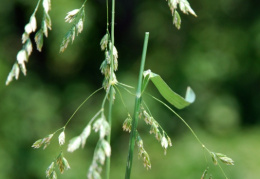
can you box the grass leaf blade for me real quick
[143,70,195,109]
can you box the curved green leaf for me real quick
[143,70,195,109]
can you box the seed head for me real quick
[58,131,65,146]
[122,116,132,133]
[25,23,33,34]
[17,50,27,65]
[76,18,84,35]
[161,135,168,155]
[56,153,70,174]
[43,0,51,13]
[65,9,80,23]
[43,134,54,149]
[67,136,81,152]
[101,139,111,157]
[46,162,55,178]
[29,15,37,32]
[81,125,91,148]
[216,153,234,165]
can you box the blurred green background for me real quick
[1,0,260,178]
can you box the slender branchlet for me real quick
[150,94,234,178]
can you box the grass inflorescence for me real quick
[7,0,235,179]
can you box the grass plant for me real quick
[5,0,234,179]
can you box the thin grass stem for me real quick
[117,82,135,89]
[64,87,103,128]
[142,101,170,138]
[105,0,115,178]
[106,0,109,33]
[149,94,230,178]
[149,94,204,146]
[115,86,130,115]
[82,0,88,8]
[218,164,229,179]
[117,84,136,96]
[125,32,149,179]
[33,0,42,15]
[114,85,130,114]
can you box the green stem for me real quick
[117,82,135,89]
[82,0,88,8]
[125,32,150,179]
[101,89,109,109]
[150,95,204,147]
[114,85,131,115]
[117,83,136,96]
[218,164,229,179]
[111,0,115,45]
[105,0,115,179]
[106,87,113,179]
[142,101,170,139]
[64,87,103,128]
[33,0,42,15]
[106,0,109,33]
[151,95,230,178]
